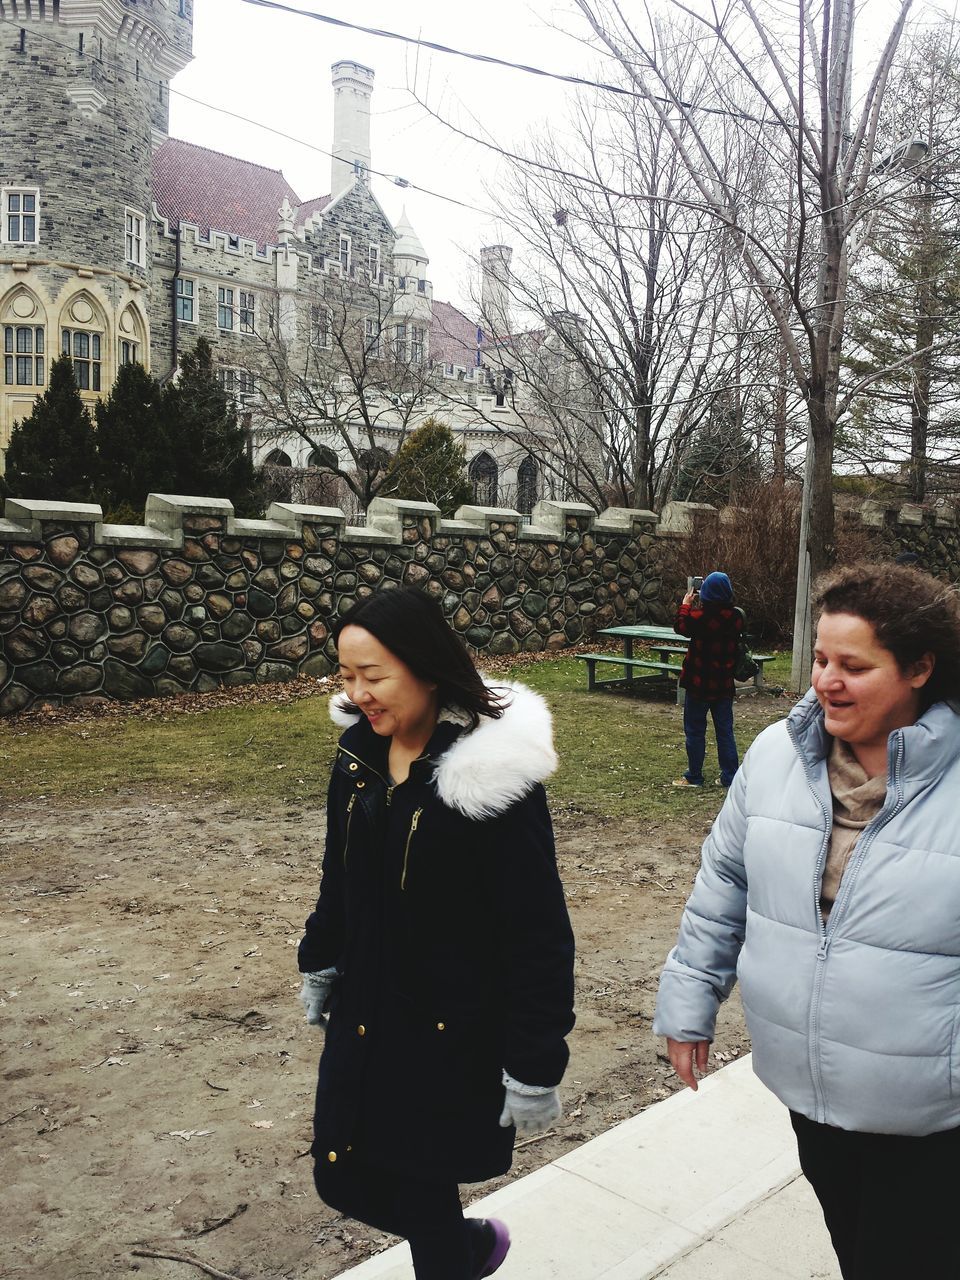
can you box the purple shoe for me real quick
[475,1218,511,1277]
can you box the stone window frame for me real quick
[2,187,39,245]
[218,365,256,406]
[339,234,352,275]
[364,316,381,358]
[393,322,407,361]
[311,304,332,350]
[217,285,235,331]
[175,276,197,324]
[3,325,45,387]
[410,325,425,365]
[124,207,146,267]
[62,327,102,392]
[368,243,380,280]
[238,290,256,335]
[119,338,139,367]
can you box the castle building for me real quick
[0,0,577,515]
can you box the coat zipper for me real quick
[789,717,907,1121]
[343,792,357,867]
[400,807,423,890]
[787,716,835,1122]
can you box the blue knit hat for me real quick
[699,571,733,603]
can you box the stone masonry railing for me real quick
[0,494,670,714]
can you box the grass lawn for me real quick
[1,650,799,818]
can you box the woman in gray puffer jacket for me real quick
[654,561,960,1280]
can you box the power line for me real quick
[237,0,770,126]
[0,15,494,219]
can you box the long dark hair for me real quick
[813,561,960,708]
[332,587,506,728]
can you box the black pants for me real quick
[791,1111,960,1279]
[314,1155,487,1280]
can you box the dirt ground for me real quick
[1,793,749,1280]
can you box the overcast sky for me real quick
[168,0,599,311]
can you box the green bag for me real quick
[733,608,759,682]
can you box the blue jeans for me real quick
[682,693,738,786]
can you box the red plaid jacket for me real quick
[673,601,743,700]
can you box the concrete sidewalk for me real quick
[339,1055,841,1279]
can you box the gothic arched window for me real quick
[517,455,538,514]
[469,451,499,507]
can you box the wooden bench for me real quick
[576,651,776,698]
[575,653,684,702]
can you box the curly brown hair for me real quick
[813,561,960,706]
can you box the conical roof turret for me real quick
[393,208,428,261]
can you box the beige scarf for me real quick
[820,738,887,920]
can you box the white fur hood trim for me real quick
[328,679,557,819]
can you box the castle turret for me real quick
[330,61,375,202]
[481,244,513,340]
[0,0,193,458]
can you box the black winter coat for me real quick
[298,681,576,1183]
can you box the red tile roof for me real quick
[430,299,482,368]
[152,139,330,251]
[297,195,332,226]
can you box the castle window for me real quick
[3,189,39,245]
[368,244,380,279]
[4,326,44,386]
[124,208,145,267]
[469,451,499,507]
[312,305,331,349]
[239,290,256,334]
[218,366,256,406]
[217,286,235,331]
[393,323,407,361]
[119,339,139,366]
[175,277,195,323]
[365,317,381,357]
[517,456,539,514]
[410,326,425,364]
[62,328,101,391]
[339,235,351,274]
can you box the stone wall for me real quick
[849,500,960,580]
[0,494,671,715]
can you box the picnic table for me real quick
[574,623,772,700]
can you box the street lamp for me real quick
[790,134,929,693]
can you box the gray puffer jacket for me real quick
[654,689,960,1136]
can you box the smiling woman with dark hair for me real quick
[297,587,575,1280]
[654,561,960,1279]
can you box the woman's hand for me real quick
[667,1037,710,1090]
[682,590,695,606]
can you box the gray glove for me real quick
[498,1070,562,1137]
[298,967,338,1026]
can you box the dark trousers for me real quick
[314,1155,486,1280]
[791,1111,960,1278]
[682,693,738,785]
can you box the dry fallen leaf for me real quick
[166,1129,214,1141]
[251,1120,274,1129]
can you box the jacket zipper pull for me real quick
[817,937,830,961]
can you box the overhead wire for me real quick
[237,0,772,126]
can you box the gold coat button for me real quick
[327,1151,337,1163]
[348,762,359,772]
[357,1025,366,1036]
[356,780,366,789]
[436,1022,445,1031]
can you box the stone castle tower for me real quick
[0,0,193,449]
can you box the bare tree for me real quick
[250,275,441,514]
[572,0,915,679]
[844,20,960,501]
[442,56,763,511]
